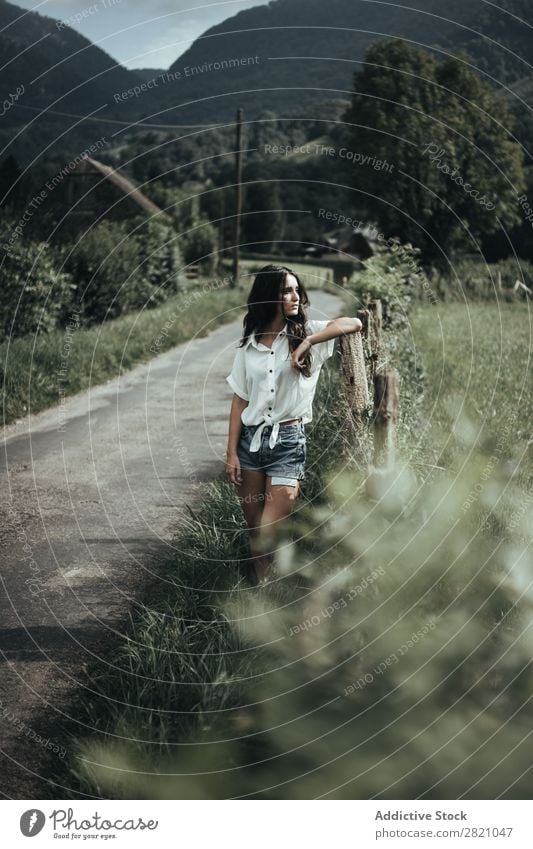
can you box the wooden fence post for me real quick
[372,367,400,468]
[356,308,369,338]
[367,299,383,380]
[339,328,370,464]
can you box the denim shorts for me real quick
[237,422,306,487]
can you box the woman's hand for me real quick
[226,450,243,486]
[291,337,312,370]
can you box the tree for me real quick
[63,221,141,323]
[0,155,21,209]
[342,39,526,264]
[64,216,184,322]
[0,220,73,339]
[240,163,284,251]
[133,215,183,304]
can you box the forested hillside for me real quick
[0,0,141,162]
[3,0,532,162]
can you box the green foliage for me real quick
[147,185,219,273]
[63,216,183,324]
[436,0,533,86]
[0,211,185,342]
[147,184,201,230]
[62,220,140,323]
[0,0,141,165]
[0,221,73,340]
[350,240,420,325]
[240,175,284,249]
[132,216,182,302]
[150,0,478,125]
[343,39,526,264]
[181,220,219,273]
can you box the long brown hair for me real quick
[238,264,313,377]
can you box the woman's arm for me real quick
[226,393,248,485]
[307,316,362,345]
[291,317,362,370]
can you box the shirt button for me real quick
[270,389,274,392]
[269,369,273,373]
[270,351,274,355]
[269,406,272,410]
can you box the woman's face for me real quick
[279,273,300,318]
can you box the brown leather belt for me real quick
[279,417,302,426]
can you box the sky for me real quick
[14,0,268,69]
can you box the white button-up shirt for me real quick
[225,319,335,452]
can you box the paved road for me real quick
[0,289,343,798]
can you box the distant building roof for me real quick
[79,156,161,215]
[326,225,376,260]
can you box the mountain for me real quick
[134,68,167,82]
[0,0,142,164]
[148,0,533,124]
[2,0,532,165]
[436,0,533,87]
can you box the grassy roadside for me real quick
[52,302,533,799]
[1,282,245,425]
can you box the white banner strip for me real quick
[2,800,529,847]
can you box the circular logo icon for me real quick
[20,810,46,837]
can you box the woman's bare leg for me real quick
[234,469,270,577]
[254,478,301,581]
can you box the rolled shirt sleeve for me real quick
[225,344,249,400]
[307,319,336,370]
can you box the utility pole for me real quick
[232,108,244,287]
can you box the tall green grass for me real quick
[434,258,533,302]
[396,302,533,484]
[1,283,245,424]
[54,303,533,799]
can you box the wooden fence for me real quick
[339,298,400,480]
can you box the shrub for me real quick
[133,216,182,304]
[181,220,218,274]
[63,216,183,324]
[0,220,73,340]
[350,240,427,327]
[62,220,141,324]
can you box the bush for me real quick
[350,241,428,327]
[0,220,73,340]
[61,221,140,324]
[63,216,183,324]
[127,216,183,308]
[181,220,218,274]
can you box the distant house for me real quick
[316,224,379,285]
[325,225,377,261]
[50,156,161,238]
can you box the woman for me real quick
[225,265,362,584]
